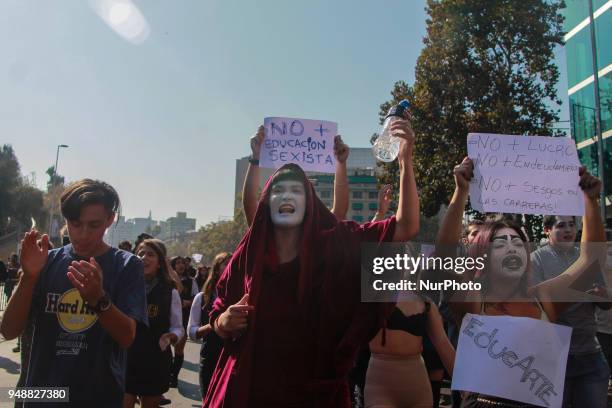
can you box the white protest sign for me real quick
[260,117,337,173]
[467,133,584,215]
[452,313,571,407]
[192,254,203,264]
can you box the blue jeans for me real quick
[563,351,610,407]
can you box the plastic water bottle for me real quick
[372,99,410,162]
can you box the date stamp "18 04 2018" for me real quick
[1,387,69,403]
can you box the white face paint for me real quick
[489,227,528,282]
[269,180,306,228]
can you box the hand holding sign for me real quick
[452,313,571,407]
[250,125,265,160]
[578,166,602,200]
[334,135,349,164]
[454,157,474,192]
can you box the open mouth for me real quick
[502,255,523,270]
[279,204,295,214]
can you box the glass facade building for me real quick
[563,0,612,205]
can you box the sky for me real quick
[0,0,569,227]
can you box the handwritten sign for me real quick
[260,117,337,173]
[452,313,571,407]
[467,133,584,215]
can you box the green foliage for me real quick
[377,0,564,242]
[0,145,48,235]
[166,240,189,258]
[14,185,46,230]
[0,145,21,234]
[189,210,248,265]
[46,166,65,190]
[524,214,544,243]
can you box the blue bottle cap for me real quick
[385,99,410,119]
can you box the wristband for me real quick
[92,292,112,313]
[248,157,259,165]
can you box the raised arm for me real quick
[533,168,606,320]
[0,230,48,340]
[372,184,392,222]
[392,112,419,242]
[331,135,349,220]
[426,302,456,376]
[435,158,473,251]
[579,167,605,244]
[243,126,264,226]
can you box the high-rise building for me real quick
[104,216,135,247]
[563,0,611,218]
[104,210,193,246]
[234,147,383,222]
[159,212,197,240]
[309,171,380,222]
[131,213,156,237]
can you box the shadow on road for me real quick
[178,378,201,401]
[182,359,199,373]
[0,355,20,375]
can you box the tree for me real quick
[0,145,21,234]
[13,185,47,230]
[0,145,48,235]
[166,239,189,258]
[46,166,65,190]
[189,210,248,265]
[377,0,564,241]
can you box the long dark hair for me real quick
[202,252,232,308]
[171,256,185,275]
[136,239,173,286]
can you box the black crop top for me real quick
[386,300,430,337]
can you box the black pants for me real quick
[199,354,216,399]
[199,335,224,399]
[596,331,612,378]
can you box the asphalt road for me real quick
[0,332,203,408]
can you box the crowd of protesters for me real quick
[1,108,611,408]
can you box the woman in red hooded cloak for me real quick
[203,115,418,407]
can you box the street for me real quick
[0,333,203,408]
